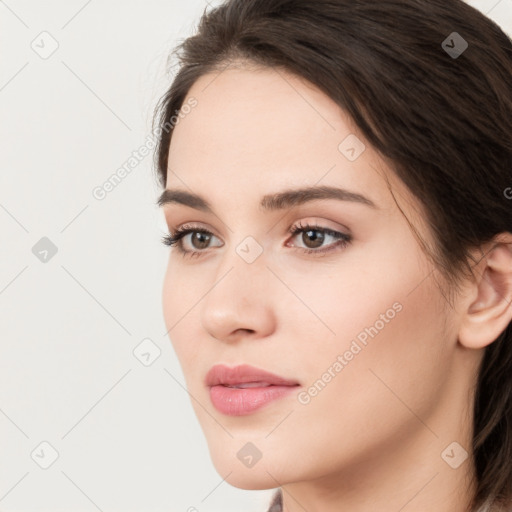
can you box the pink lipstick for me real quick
[205,364,300,416]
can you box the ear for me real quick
[458,233,512,350]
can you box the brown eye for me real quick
[189,231,212,250]
[288,222,351,254]
[161,226,222,256]
[299,228,325,249]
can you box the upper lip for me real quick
[205,364,300,387]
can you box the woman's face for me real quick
[160,65,473,491]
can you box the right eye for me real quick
[161,225,223,257]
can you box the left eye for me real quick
[287,223,351,252]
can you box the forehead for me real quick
[166,66,401,210]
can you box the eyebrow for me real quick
[156,185,378,212]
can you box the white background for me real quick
[1,1,511,511]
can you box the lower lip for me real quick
[209,384,298,416]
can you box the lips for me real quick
[205,364,299,388]
[206,364,300,416]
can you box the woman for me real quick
[152,1,512,510]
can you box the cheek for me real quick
[285,238,450,458]
[162,258,201,368]
[272,227,441,374]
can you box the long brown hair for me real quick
[152,1,512,510]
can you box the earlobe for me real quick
[458,236,512,350]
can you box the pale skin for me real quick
[160,61,512,512]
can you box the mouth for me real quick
[205,364,300,416]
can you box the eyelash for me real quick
[161,221,352,259]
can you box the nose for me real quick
[200,247,277,343]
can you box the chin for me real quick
[215,468,280,491]
[206,442,294,491]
